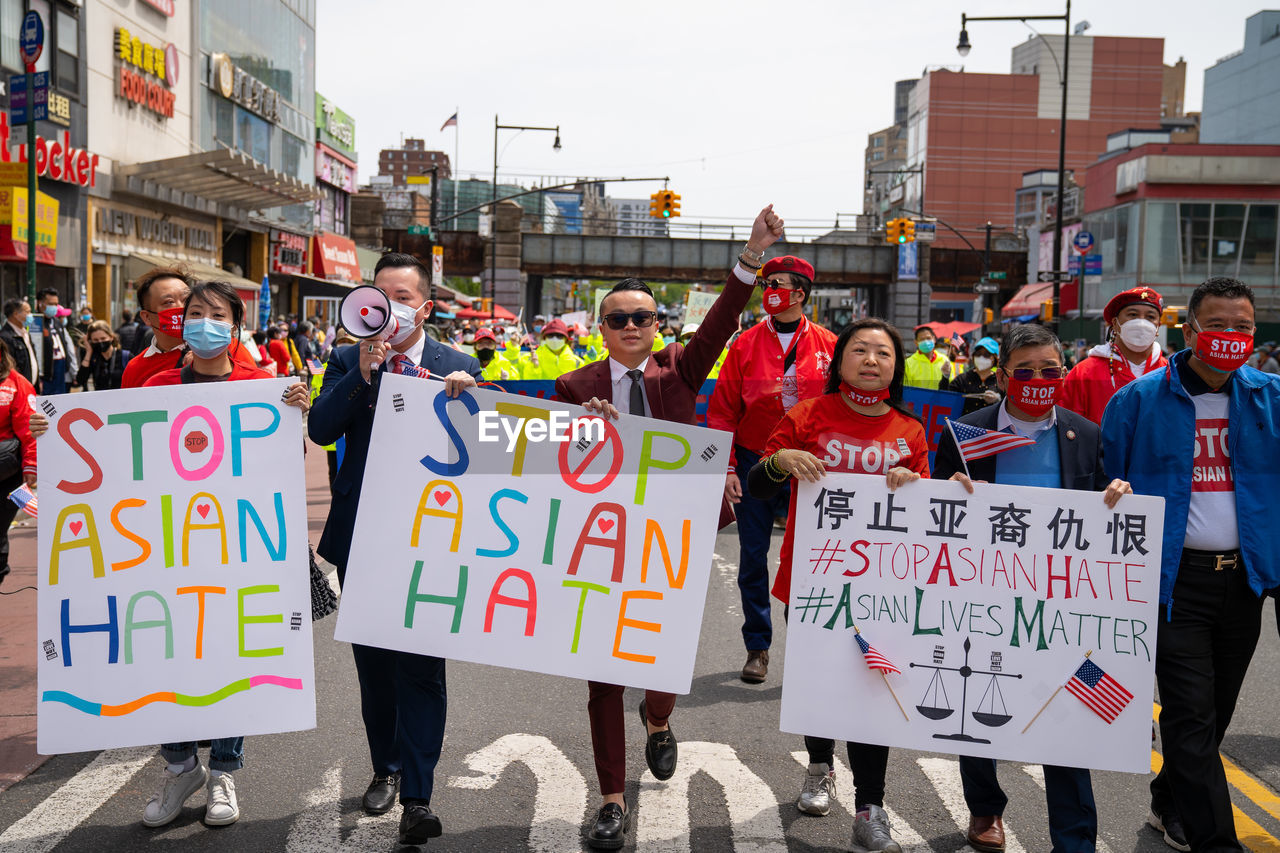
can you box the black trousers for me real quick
[0,471,23,584]
[1150,553,1263,853]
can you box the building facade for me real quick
[1201,11,1280,145]
[612,198,667,237]
[377,137,450,185]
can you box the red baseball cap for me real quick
[761,255,815,282]
[541,318,569,337]
[473,326,497,344]
[1103,287,1164,323]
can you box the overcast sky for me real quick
[316,0,1269,236]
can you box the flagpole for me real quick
[1022,649,1091,734]
[452,105,459,226]
[881,672,911,722]
[944,418,973,480]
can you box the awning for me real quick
[927,320,982,338]
[311,232,361,284]
[290,272,358,300]
[1001,282,1053,318]
[456,303,517,321]
[115,149,322,212]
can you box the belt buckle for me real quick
[1214,553,1238,572]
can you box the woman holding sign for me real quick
[748,318,929,853]
[139,280,309,829]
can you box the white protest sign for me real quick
[335,375,731,694]
[561,310,588,329]
[683,291,718,326]
[781,474,1163,773]
[36,380,315,754]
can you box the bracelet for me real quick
[741,244,764,265]
[764,452,789,482]
[738,252,763,272]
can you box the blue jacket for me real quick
[1101,349,1280,611]
[308,338,482,577]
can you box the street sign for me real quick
[1073,230,1094,254]
[988,271,1007,280]
[1067,253,1102,276]
[914,221,937,243]
[432,245,444,282]
[1038,270,1074,282]
[407,223,431,236]
[8,72,49,125]
[975,281,999,294]
[19,11,43,67]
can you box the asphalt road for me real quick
[2,525,1277,853]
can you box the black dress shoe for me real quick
[362,772,400,815]
[638,699,677,781]
[398,802,443,845]
[585,802,630,850]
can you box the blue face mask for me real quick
[43,304,57,318]
[183,318,235,358]
[917,339,935,355]
[663,335,675,345]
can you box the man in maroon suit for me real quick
[555,204,785,849]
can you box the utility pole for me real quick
[983,221,993,327]
[428,166,439,301]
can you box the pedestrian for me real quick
[934,323,1132,853]
[1059,287,1167,424]
[33,288,75,394]
[554,203,776,850]
[0,337,38,588]
[746,317,926,853]
[903,324,950,390]
[949,335,1002,415]
[1102,276,1280,853]
[139,280,309,828]
[309,252,480,847]
[75,321,130,391]
[707,253,836,684]
[472,326,517,380]
[519,318,582,379]
[114,308,137,344]
[0,299,38,390]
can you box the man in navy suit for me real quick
[309,252,481,847]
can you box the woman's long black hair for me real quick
[824,318,921,424]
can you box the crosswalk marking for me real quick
[1018,764,1116,853]
[787,751,929,852]
[0,746,155,853]
[916,757,1027,853]
[285,762,399,853]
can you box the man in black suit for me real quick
[309,252,481,847]
[0,299,37,389]
[933,323,1131,853]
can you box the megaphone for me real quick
[339,285,401,341]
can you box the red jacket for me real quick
[122,340,262,389]
[0,370,36,476]
[144,362,274,386]
[706,316,837,467]
[1060,342,1167,425]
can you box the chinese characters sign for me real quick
[781,474,1163,773]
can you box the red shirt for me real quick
[266,339,292,376]
[763,393,931,602]
[122,340,262,389]
[144,361,274,386]
[0,370,37,474]
[1059,344,1167,425]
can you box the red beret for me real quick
[473,326,497,343]
[540,318,569,337]
[1103,287,1164,323]
[761,255,815,282]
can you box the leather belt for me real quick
[1182,548,1242,571]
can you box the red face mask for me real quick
[1006,377,1061,417]
[763,288,803,316]
[1192,328,1253,373]
[839,381,890,408]
[155,306,185,335]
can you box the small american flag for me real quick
[950,332,965,350]
[306,358,324,375]
[1065,657,1133,723]
[947,418,1036,462]
[389,354,432,380]
[440,111,458,131]
[855,628,901,675]
[8,483,36,518]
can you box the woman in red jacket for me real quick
[0,336,37,586]
[749,318,929,853]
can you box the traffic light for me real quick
[649,192,662,219]
[1040,299,1054,323]
[983,308,994,324]
[1160,306,1179,327]
[884,218,901,244]
[901,219,916,243]
[668,192,681,218]
[656,190,680,218]
[480,297,493,313]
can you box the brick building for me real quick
[377,137,451,185]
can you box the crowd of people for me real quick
[9,201,1278,852]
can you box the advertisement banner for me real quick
[35,381,316,754]
[780,474,1163,773]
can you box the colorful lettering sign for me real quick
[35,381,315,754]
[334,376,731,694]
[780,474,1163,773]
[0,112,100,188]
[315,93,356,158]
[0,186,57,263]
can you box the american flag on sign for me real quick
[855,628,901,675]
[947,418,1036,462]
[1064,657,1133,723]
[8,483,36,518]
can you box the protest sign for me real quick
[36,381,315,754]
[780,474,1163,773]
[683,291,718,326]
[900,387,964,467]
[335,374,731,694]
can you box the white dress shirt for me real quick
[608,356,651,416]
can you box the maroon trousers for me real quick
[587,681,676,795]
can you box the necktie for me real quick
[390,353,409,374]
[627,368,645,417]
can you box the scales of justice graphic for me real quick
[908,637,1023,744]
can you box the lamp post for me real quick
[491,116,561,320]
[958,0,1071,332]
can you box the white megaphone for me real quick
[339,285,402,341]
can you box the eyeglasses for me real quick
[602,311,658,330]
[1004,366,1065,381]
[763,278,802,292]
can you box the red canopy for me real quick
[926,320,982,339]
[1001,282,1053,318]
[456,303,517,321]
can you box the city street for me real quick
[0,440,1278,852]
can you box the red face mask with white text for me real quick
[763,287,803,316]
[1006,377,1061,417]
[1192,324,1253,373]
[839,381,890,408]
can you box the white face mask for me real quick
[973,355,994,371]
[1118,318,1158,353]
[387,300,425,345]
[545,337,566,353]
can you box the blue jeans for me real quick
[44,358,67,395]
[733,446,789,651]
[161,739,244,773]
[960,756,1096,853]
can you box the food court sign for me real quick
[115,27,179,119]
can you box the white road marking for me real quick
[1018,764,1115,853]
[284,761,398,853]
[447,733,587,853]
[0,746,155,853]
[637,741,785,853]
[916,756,1027,853]
[788,751,929,851]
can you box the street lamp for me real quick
[491,116,561,320]
[957,1,1071,332]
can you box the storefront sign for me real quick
[0,113,99,188]
[0,186,57,263]
[315,146,353,193]
[139,0,175,16]
[270,228,307,276]
[115,28,178,119]
[315,93,355,159]
[210,53,280,124]
[47,90,70,126]
[311,232,360,283]
[93,201,217,262]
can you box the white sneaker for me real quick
[796,762,836,816]
[850,804,903,853]
[142,762,208,827]
[204,772,240,826]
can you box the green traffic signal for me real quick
[662,210,671,218]
[898,234,906,244]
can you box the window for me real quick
[1179,203,1212,281]
[1237,204,1277,286]
[214,96,234,147]
[55,8,77,94]
[0,0,21,70]
[235,106,271,163]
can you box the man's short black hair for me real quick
[999,323,1063,367]
[374,252,431,300]
[2,299,25,319]
[38,287,59,301]
[600,278,656,317]
[1189,276,1255,319]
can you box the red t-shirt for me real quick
[144,361,274,386]
[122,340,262,389]
[763,393,931,602]
[267,340,292,375]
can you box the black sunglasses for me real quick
[1003,366,1065,381]
[602,311,658,330]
